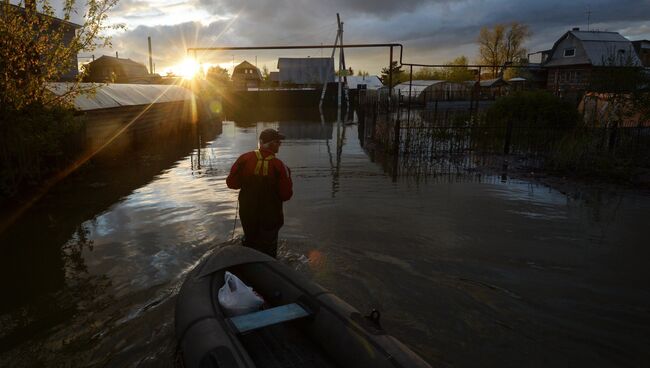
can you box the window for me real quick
[564,48,576,57]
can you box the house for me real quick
[632,40,650,67]
[277,58,335,86]
[232,61,262,90]
[542,28,642,98]
[2,3,81,81]
[83,55,160,84]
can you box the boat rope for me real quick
[231,198,239,240]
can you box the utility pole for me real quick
[148,36,153,74]
[336,13,349,110]
[319,21,341,108]
[337,14,343,110]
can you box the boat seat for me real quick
[228,303,311,334]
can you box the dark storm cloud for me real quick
[103,0,650,72]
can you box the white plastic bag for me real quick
[218,271,264,317]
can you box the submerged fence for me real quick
[357,100,650,180]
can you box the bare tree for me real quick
[478,22,530,77]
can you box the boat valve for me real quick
[365,309,382,329]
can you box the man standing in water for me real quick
[226,128,293,257]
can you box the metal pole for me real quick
[336,14,343,109]
[148,36,153,74]
[319,27,340,108]
[407,65,413,122]
[389,46,393,102]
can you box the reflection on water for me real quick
[1,108,650,367]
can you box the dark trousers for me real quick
[240,220,279,258]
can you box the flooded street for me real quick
[1,109,650,367]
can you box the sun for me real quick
[176,58,201,79]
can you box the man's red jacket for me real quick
[226,148,293,201]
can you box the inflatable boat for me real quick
[175,245,431,368]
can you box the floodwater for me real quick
[1,108,649,367]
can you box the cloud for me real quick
[89,0,650,74]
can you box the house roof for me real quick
[544,30,641,67]
[47,83,193,111]
[479,78,508,87]
[277,58,335,84]
[234,60,258,70]
[91,55,148,67]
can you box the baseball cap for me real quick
[259,128,285,144]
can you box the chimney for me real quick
[572,27,580,31]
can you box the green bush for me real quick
[484,90,581,128]
[0,105,84,200]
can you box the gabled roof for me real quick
[234,60,258,70]
[91,55,147,67]
[544,30,641,67]
[233,60,262,79]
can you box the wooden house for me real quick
[542,28,642,99]
[83,55,160,84]
[2,3,81,81]
[232,61,262,90]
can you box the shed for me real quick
[232,61,262,89]
[83,55,159,84]
[277,58,335,86]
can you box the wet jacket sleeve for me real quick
[226,155,245,189]
[277,161,293,201]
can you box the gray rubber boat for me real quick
[175,245,431,368]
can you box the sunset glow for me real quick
[175,58,201,79]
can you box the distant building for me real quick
[232,61,262,90]
[83,55,160,84]
[632,40,650,67]
[542,28,642,97]
[277,58,335,86]
[2,3,81,81]
[345,75,383,90]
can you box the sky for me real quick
[15,0,650,75]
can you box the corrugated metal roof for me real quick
[345,75,383,89]
[544,31,642,67]
[48,83,193,111]
[572,31,628,42]
[277,58,335,84]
